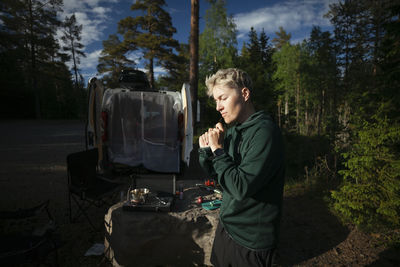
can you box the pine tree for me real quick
[332,119,400,230]
[272,26,291,50]
[199,0,237,77]
[239,28,275,113]
[159,43,190,91]
[378,1,400,121]
[272,43,300,130]
[259,29,273,68]
[118,0,179,88]
[61,14,86,88]
[329,0,400,232]
[190,0,200,125]
[0,0,64,118]
[307,26,338,136]
[198,0,237,123]
[97,34,135,88]
[247,27,260,62]
[325,0,371,113]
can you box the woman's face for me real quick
[213,85,246,124]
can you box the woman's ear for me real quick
[241,87,250,102]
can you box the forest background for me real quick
[0,0,399,250]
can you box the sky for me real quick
[58,0,340,83]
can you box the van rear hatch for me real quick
[102,89,182,173]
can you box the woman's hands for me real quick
[199,131,209,148]
[199,122,225,152]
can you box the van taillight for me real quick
[101,111,108,142]
[178,113,184,142]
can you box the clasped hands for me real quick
[199,122,225,152]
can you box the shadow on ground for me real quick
[277,187,350,266]
[367,246,400,266]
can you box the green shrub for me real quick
[331,118,400,230]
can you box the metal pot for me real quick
[130,188,150,204]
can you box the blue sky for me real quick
[58,0,339,83]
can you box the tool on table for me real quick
[155,196,167,205]
[204,179,215,187]
[201,199,222,210]
[196,182,222,195]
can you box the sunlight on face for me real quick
[213,85,245,124]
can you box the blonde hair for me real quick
[205,68,253,97]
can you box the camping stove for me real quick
[122,187,174,212]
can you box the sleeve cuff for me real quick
[198,147,213,157]
[212,148,225,157]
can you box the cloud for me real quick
[80,49,103,70]
[166,7,180,15]
[79,49,105,83]
[78,49,165,81]
[154,66,167,75]
[126,51,142,63]
[62,0,118,14]
[137,66,167,78]
[63,49,101,79]
[73,12,108,45]
[81,72,100,82]
[92,6,112,19]
[58,0,120,46]
[291,36,308,44]
[233,0,339,38]
[57,0,123,78]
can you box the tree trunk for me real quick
[305,98,309,135]
[296,72,300,133]
[71,39,78,87]
[320,88,325,135]
[149,56,154,89]
[147,10,155,89]
[190,0,199,127]
[316,104,321,135]
[277,99,281,128]
[284,94,289,128]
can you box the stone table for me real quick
[104,187,220,267]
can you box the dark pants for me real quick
[210,223,276,267]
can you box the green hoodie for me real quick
[199,111,285,250]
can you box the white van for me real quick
[85,70,193,176]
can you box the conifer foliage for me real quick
[239,27,275,113]
[199,0,237,77]
[61,14,86,88]
[332,118,400,229]
[198,0,237,123]
[118,0,179,88]
[0,0,83,119]
[327,0,400,231]
[97,34,135,88]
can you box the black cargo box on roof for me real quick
[118,69,153,91]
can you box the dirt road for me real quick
[0,120,86,219]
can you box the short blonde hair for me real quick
[205,68,253,97]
